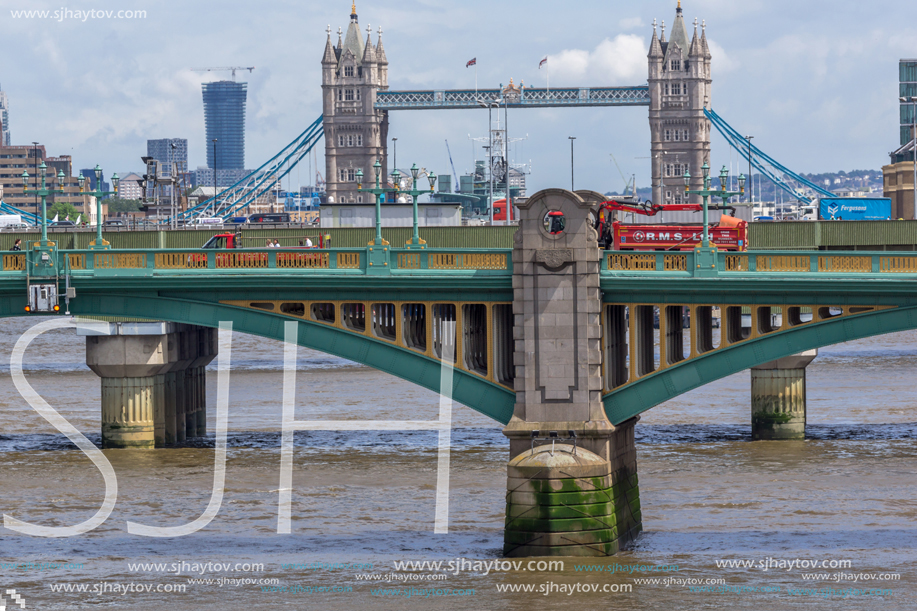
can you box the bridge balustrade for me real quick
[0,247,515,275]
[598,250,917,276]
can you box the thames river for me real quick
[1,317,915,609]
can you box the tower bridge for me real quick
[322,2,710,209]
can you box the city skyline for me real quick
[2,0,914,194]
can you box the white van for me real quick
[0,214,24,228]
[194,217,223,225]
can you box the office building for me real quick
[883,59,917,219]
[900,59,917,147]
[202,81,247,170]
[147,138,188,176]
[0,88,10,146]
[0,144,87,212]
[118,172,144,200]
[192,167,254,188]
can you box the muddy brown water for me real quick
[1,317,915,609]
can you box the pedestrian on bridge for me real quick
[266,239,273,248]
[11,239,21,251]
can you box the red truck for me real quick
[491,198,515,222]
[201,232,325,249]
[611,217,747,251]
[594,199,748,251]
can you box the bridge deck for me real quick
[3,247,917,426]
[2,247,915,282]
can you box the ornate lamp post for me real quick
[356,159,388,246]
[401,163,436,249]
[78,164,120,250]
[21,161,64,247]
[683,162,746,248]
[358,159,437,250]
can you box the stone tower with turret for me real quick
[648,1,711,205]
[322,3,388,204]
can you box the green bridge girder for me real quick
[3,246,917,426]
[0,289,518,424]
[602,305,917,423]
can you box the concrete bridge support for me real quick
[503,189,641,557]
[750,349,817,440]
[81,322,215,449]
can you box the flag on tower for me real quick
[539,57,548,69]
[466,58,476,68]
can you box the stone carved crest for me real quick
[535,249,573,270]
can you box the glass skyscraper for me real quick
[901,59,917,147]
[147,138,188,175]
[202,81,247,170]
[0,88,10,146]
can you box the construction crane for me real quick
[190,66,255,81]
[445,140,459,192]
[609,152,634,197]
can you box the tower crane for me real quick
[190,66,255,81]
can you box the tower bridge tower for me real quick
[322,3,388,204]
[648,1,711,206]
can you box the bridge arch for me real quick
[603,305,917,424]
[1,293,516,424]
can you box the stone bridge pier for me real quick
[80,322,217,449]
[503,189,641,557]
[751,349,817,440]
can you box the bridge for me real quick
[5,189,917,556]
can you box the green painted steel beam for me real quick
[0,292,515,424]
[602,306,917,424]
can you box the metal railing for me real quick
[0,247,515,275]
[599,250,917,275]
[3,247,917,277]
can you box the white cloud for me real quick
[706,39,739,74]
[619,17,644,30]
[547,35,647,86]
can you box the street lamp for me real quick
[684,162,745,248]
[569,137,576,191]
[899,96,917,218]
[744,135,754,204]
[22,161,64,246]
[211,138,218,216]
[78,164,119,249]
[402,162,434,249]
[478,99,500,224]
[392,137,398,175]
[31,141,39,214]
[359,159,435,248]
[357,159,389,246]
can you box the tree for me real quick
[106,197,143,214]
[47,201,80,221]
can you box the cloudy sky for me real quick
[3,0,914,192]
